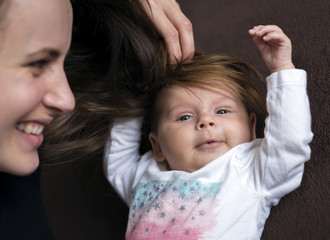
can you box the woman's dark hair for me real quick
[41,0,167,163]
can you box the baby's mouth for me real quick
[16,122,44,135]
[196,139,222,149]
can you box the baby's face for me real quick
[149,85,256,172]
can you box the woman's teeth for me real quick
[16,123,44,135]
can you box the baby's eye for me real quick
[216,109,228,114]
[178,115,192,121]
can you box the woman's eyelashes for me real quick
[28,59,50,69]
[26,58,52,77]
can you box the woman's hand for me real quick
[140,0,195,64]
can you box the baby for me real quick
[105,25,313,239]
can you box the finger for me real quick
[252,35,266,52]
[249,25,267,48]
[141,0,194,64]
[262,31,291,48]
[155,12,184,63]
[249,25,290,48]
[248,25,264,36]
[253,25,283,38]
[163,1,194,61]
[141,0,182,63]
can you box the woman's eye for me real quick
[28,59,49,69]
[216,109,228,114]
[178,115,192,121]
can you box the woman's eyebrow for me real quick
[26,48,60,59]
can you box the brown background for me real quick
[40,0,329,239]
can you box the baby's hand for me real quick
[249,25,295,73]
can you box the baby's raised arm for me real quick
[246,25,313,200]
[249,25,295,73]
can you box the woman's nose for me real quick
[43,69,75,114]
[196,114,216,130]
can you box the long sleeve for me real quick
[104,118,144,204]
[242,69,313,200]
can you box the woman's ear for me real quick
[149,132,166,162]
[250,113,257,140]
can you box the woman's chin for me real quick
[2,152,40,176]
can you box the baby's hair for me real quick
[139,52,268,154]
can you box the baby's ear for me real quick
[149,132,166,162]
[250,113,257,140]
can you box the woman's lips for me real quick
[18,131,44,148]
[16,121,49,148]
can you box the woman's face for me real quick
[0,0,75,175]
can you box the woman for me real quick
[0,0,74,239]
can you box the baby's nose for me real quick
[196,115,216,130]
